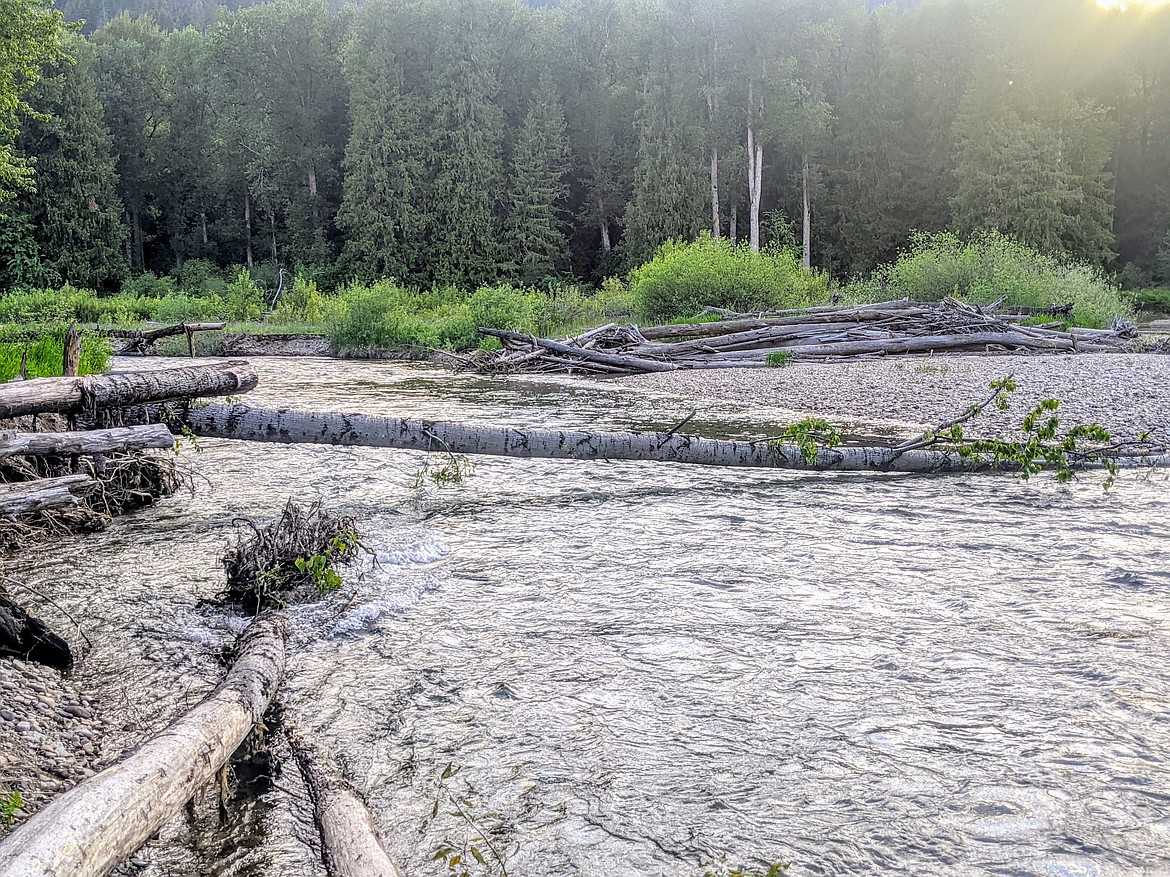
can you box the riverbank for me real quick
[619,352,1170,442]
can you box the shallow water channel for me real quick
[19,356,1170,877]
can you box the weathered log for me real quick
[0,361,257,419]
[0,614,287,877]
[0,474,93,517]
[0,587,72,671]
[684,331,1077,362]
[177,404,1060,473]
[62,326,82,378]
[639,304,932,341]
[289,730,404,877]
[479,328,677,373]
[0,424,174,460]
[116,322,229,354]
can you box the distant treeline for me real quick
[4,0,1169,292]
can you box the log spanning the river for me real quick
[114,321,228,355]
[0,423,174,459]
[0,361,257,419]
[0,613,287,877]
[180,403,1053,473]
[0,474,93,517]
[289,730,405,877]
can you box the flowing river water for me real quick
[15,356,1170,877]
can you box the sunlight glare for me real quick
[1097,0,1170,9]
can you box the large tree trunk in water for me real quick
[184,403,1025,474]
[710,145,721,240]
[802,153,811,271]
[0,475,93,517]
[289,731,404,877]
[0,615,287,877]
[0,424,174,460]
[244,190,254,270]
[0,361,257,419]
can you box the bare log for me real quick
[62,326,81,378]
[0,474,93,517]
[116,322,228,355]
[0,614,287,877]
[289,730,404,877]
[0,361,257,419]
[0,424,174,460]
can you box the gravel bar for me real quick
[620,353,1170,442]
[0,656,107,829]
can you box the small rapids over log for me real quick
[8,356,1170,877]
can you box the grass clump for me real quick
[629,234,830,323]
[0,329,111,381]
[222,500,361,613]
[843,230,1131,329]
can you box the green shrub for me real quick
[843,231,1131,329]
[173,259,226,298]
[591,277,636,320]
[122,273,179,300]
[153,294,226,323]
[629,235,830,323]
[469,285,540,334]
[1134,287,1170,315]
[0,330,112,381]
[271,275,339,324]
[224,269,265,322]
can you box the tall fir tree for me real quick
[336,0,428,283]
[17,36,127,289]
[505,73,569,283]
[424,0,508,287]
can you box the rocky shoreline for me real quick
[0,657,106,828]
[620,352,1170,443]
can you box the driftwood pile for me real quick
[466,298,1139,375]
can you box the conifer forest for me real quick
[2,0,1170,296]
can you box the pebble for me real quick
[0,657,106,830]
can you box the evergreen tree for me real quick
[336,0,428,282]
[17,36,127,290]
[622,30,705,267]
[505,74,569,283]
[424,0,508,287]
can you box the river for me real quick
[16,356,1170,877]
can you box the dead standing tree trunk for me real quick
[0,614,288,877]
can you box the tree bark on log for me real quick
[0,424,175,460]
[0,361,257,419]
[289,731,404,877]
[176,404,1024,473]
[0,614,288,877]
[0,475,93,517]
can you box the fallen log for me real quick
[0,360,257,419]
[479,328,677,373]
[0,474,93,517]
[0,613,288,877]
[116,322,228,355]
[181,404,1169,473]
[0,586,72,670]
[0,424,174,460]
[289,730,404,877]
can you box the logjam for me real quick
[0,613,287,877]
[466,299,1138,375]
[181,403,1169,473]
[289,730,404,877]
[114,322,228,355]
[0,424,174,460]
[0,360,257,419]
[0,474,93,517]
